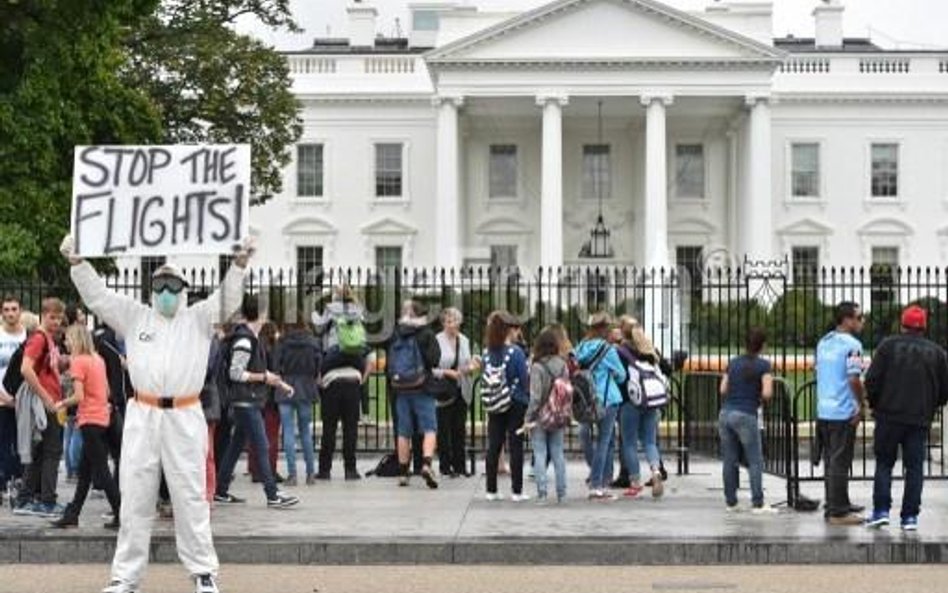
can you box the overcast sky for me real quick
[243,0,948,51]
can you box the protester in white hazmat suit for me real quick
[61,234,253,593]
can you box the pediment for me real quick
[427,0,782,65]
[856,217,913,236]
[282,216,337,236]
[475,216,534,235]
[360,216,417,236]
[777,217,834,236]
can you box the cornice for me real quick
[774,93,948,104]
[428,57,780,71]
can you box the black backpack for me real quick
[366,452,401,478]
[2,331,34,396]
[213,333,237,407]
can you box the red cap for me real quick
[901,305,927,330]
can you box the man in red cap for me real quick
[864,305,948,531]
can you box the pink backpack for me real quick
[537,362,574,430]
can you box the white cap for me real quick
[152,263,189,286]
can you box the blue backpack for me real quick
[388,333,426,390]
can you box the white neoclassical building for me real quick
[147,0,948,283]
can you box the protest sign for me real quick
[71,144,250,257]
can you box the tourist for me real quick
[864,305,948,531]
[389,299,441,488]
[433,307,476,478]
[273,323,320,485]
[51,324,120,529]
[0,296,26,502]
[61,303,87,484]
[13,297,65,518]
[215,296,298,509]
[618,321,670,499]
[312,283,368,376]
[482,311,530,501]
[815,301,866,526]
[248,322,282,484]
[576,312,626,500]
[525,326,570,503]
[718,327,775,513]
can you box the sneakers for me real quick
[511,493,531,503]
[305,474,317,486]
[213,493,245,504]
[345,469,363,481]
[485,492,503,502]
[827,512,864,526]
[587,489,617,501]
[194,574,220,593]
[420,466,438,490]
[866,510,890,528]
[284,475,298,487]
[102,580,139,593]
[726,504,741,513]
[12,501,36,516]
[751,504,779,515]
[901,516,919,532]
[398,475,410,487]
[650,471,664,498]
[623,485,643,498]
[266,492,300,509]
[50,504,80,528]
[314,472,331,481]
[34,502,65,518]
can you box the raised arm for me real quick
[193,263,247,328]
[70,261,144,338]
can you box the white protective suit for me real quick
[71,260,245,586]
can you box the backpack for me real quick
[627,358,669,409]
[366,452,401,478]
[571,343,610,424]
[214,333,237,407]
[279,337,319,378]
[336,316,366,355]
[2,331,35,397]
[480,348,515,415]
[537,361,573,430]
[388,332,426,390]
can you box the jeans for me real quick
[817,419,856,518]
[248,403,280,480]
[70,425,120,515]
[0,408,22,489]
[621,404,662,481]
[279,399,315,478]
[217,405,277,500]
[436,395,467,475]
[63,416,83,477]
[589,405,620,490]
[872,419,927,519]
[486,402,526,495]
[320,380,361,474]
[718,409,765,507]
[532,427,566,499]
[18,412,63,505]
[580,421,616,482]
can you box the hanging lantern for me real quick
[579,100,614,259]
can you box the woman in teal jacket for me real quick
[575,312,627,499]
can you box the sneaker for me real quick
[12,501,36,516]
[102,579,139,593]
[305,474,316,486]
[345,469,362,481]
[849,504,866,514]
[315,472,331,481]
[650,471,664,498]
[398,475,410,487]
[901,516,919,532]
[213,493,246,504]
[623,485,643,498]
[827,513,864,526]
[420,466,438,490]
[266,492,300,509]
[865,510,890,528]
[284,476,298,487]
[35,502,65,518]
[511,493,531,503]
[726,504,741,513]
[587,489,616,501]
[485,492,503,502]
[751,504,779,515]
[194,573,220,593]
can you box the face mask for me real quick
[154,289,181,318]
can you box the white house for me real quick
[142,0,948,286]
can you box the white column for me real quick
[641,94,673,269]
[434,95,463,268]
[744,95,774,262]
[537,94,568,270]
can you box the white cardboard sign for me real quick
[71,144,250,257]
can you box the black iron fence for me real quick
[3,261,947,493]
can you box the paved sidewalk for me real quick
[1,457,947,565]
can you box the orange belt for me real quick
[135,392,201,410]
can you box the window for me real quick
[490,245,518,269]
[791,143,820,198]
[582,144,611,200]
[871,143,899,198]
[675,246,704,302]
[675,144,705,199]
[297,144,324,198]
[791,246,819,286]
[375,143,403,198]
[140,256,167,304]
[489,145,518,198]
[375,246,403,272]
[870,246,899,307]
[296,246,324,286]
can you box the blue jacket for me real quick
[484,344,530,405]
[575,338,627,408]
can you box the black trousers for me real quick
[18,412,62,505]
[104,408,123,487]
[71,425,120,514]
[320,380,361,473]
[436,396,467,475]
[818,419,856,518]
[486,403,526,495]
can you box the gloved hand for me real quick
[233,236,256,268]
[59,234,83,266]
